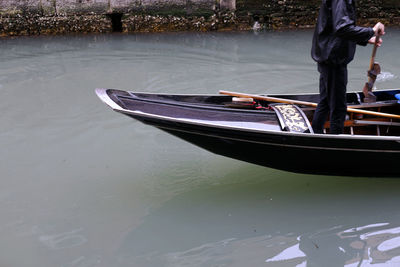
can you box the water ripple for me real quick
[39,228,88,250]
[377,71,396,82]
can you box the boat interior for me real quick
[228,90,400,137]
[106,89,400,137]
[275,90,400,136]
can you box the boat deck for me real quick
[103,88,400,136]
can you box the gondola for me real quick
[95,88,400,177]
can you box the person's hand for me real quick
[373,22,385,36]
[368,22,385,46]
[368,36,383,46]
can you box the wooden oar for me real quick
[363,33,382,102]
[219,90,400,120]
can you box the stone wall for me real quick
[357,0,400,25]
[0,0,245,36]
[236,0,400,30]
[0,0,399,36]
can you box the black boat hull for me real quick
[125,112,400,177]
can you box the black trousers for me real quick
[312,63,348,134]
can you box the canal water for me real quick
[1,29,400,267]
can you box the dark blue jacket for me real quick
[311,0,375,65]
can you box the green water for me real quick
[1,30,400,267]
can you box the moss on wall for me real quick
[0,0,399,36]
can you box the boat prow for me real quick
[95,88,123,110]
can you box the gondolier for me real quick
[311,0,385,134]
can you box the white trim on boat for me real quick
[95,88,122,110]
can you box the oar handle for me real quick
[369,32,381,70]
[219,90,400,120]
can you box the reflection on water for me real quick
[1,30,400,266]
[116,168,400,267]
